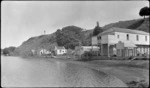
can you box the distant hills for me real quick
[13,17,149,56]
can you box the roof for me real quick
[75,46,99,51]
[55,46,65,50]
[124,41,137,47]
[81,46,99,48]
[76,46,99,49]
[116,41,137,49]
[98,27,149,36]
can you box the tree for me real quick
[55,29,64,46]
[3,46,16,55]
[93,21,103,36]
[139,6,150,19]
[55,26,86,49]
[3,49,9,55]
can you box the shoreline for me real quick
[1,55,149,87]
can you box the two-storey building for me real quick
[97,27,150,57]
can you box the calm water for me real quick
[1,55,127,87]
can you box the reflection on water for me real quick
[1,56,127,87]
[55,61,67,70]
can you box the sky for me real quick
[1,1,149,49]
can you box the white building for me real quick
[92,36,98,46]
[40,49,51,55]
[54,46,67,55]
[96,27,150,57]
[75,46,100,55]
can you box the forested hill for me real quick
[55,26,92,49]
[14,33,57,56]
[14,26,93,56]
[103,17,149,32]
[13,17,149,56]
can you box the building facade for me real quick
[96,27,150,57]
[39,49,51,55]
[54,46,67,55]
[75,46,100,56]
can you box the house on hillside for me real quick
[39,48,51,55]
[31,49,36,55]
[54,46,67,55]
[96,27,150,57]
[75,46,100,56]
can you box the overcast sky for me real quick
[1,1,149,49]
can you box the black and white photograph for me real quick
[1,0,150,87]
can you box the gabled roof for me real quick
[98,27,149,36]
[55,46,65,50]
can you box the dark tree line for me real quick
[55,27,81,49]
[2,46,16,55]
[55,23,103,49]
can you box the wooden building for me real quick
[96,27,150,57]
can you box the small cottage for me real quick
[40,49,51,55]
[54,46,67,55]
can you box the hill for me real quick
[14,33,57,56]
[14,18,149,56]
[14,26,93,56]
[2,46,16,56]
[103,17,149,32]
[55,26,92,49]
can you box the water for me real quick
[1,55,127,87]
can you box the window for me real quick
[117,35,119,38]
[99,36,101,40]
[127,34,129,40]
[97,36,101,40]
[145,36,147,41]
[136,35,139,41]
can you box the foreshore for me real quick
[2,54,149,87]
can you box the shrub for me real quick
[3,46,16,55]
[127,80,149,88]
[77,51,93,61]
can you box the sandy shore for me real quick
[10,56,149,87]
[47,58,149,87]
